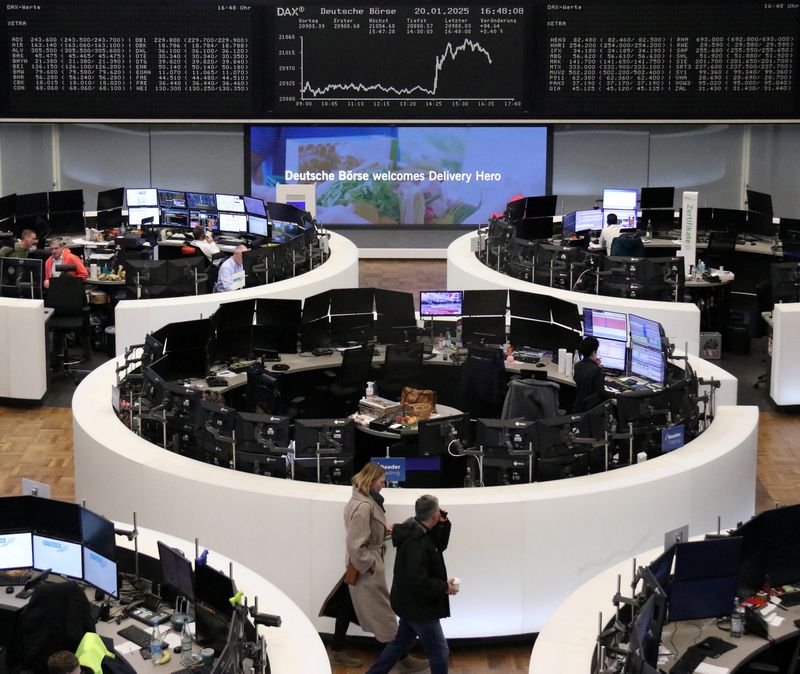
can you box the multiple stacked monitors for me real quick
[0,496,118,596]
[603,188,638,211]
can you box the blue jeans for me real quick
[366,616,449,674]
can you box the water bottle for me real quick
[181,620,192,654]
[464,465,474,488]
[149,623,163,659]
[444,330,452,350]
[730,597,743,638]
[365,381,374,399]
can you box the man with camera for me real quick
[366,494,459,674]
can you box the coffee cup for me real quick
[201,648,214,664]
[452,577,461,591]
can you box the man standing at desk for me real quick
[214,244,247,292]
[366,494,459,674]
[0,229,37,258]
[43,239,88,289]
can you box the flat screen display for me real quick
[216,194,245,213]
[190,211,219,231]
[16,192,48,216]
[604,208,638,229]
[583,308,627,342]
[158,189,187,209]
[48,189,84,213]
[185,192,216,211]
[97,187,124,211]
[419,290,463,318]
[219,212,247,233]
[83,547,118,597]
[0,532,33,570]
[629,343,665,384]
[243,195,266,216]
[80,508,116,561]
[574,209,604,232]
[127,206,160,226]
[157,541,195,601]
[248,215,269,236]
[640,187,675,210]
[602,188,637,211]
[32,535,82,578]
[249,125,549,226]
[597,337,627,372]
[126,188,157,207]
[629,314,663,350]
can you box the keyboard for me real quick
[175,664,213,674]
[0,571,31,586]
[670,647,706,674]
[779,590,800,607]
[605,380,627,392]
[117,624,152,649]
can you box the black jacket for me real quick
[389,516,452,622]
[572,358,606,413]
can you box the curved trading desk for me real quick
[74,355,755,638]
[447,232,703,356]
[113,232,359,356]
[114,524,330,674]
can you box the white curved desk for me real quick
[447,232,702,356]
[113,232,359,355]
[113,524,330,674]
[0,297,48,400]
[74,356,756,639]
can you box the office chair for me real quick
[379,342,424,400]
[45,274,92,380]
[245,364,306,418]
[314,344,375,417]
[501,378,562,420]
[609,231,646,257]
[459,345,507,417]
[703,232,737,270]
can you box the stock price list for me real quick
[542,0,800,119]
[273,4,528,117]
[0,1,261,118]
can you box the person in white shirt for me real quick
[191,225,221,263]
[214,244,247,292]
[599,213,624,254]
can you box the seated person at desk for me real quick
[598,213,624,254]
[44,239,88,289]
[573,336,607,413]
[214,244,247,292]
[191,225,221,263]
[0,228,38,258]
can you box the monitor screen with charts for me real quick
[597,337,627,372]
[583,308,627,342]
[629,314,664,350]
[629,343,665,384]
[216,194,245,213]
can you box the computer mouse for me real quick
[272,363,290,371]
[5,586,14,594]
[536,362,546,367]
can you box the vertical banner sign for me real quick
[680,191,699,276]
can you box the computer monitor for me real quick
[330,314,375,345]
[627,591,667,671]
[80,508,116,561]
[243,196,267,216]
[161,208,189,228]
[128,206,161,226]
[216,194,245,213]
[770,262,800,304]
[374,289,417,344]
[97,188,124,212]
[645,257,684,302]
[629,314,665,350]
[211,300,255,363]
[300,318,331,351]
[185,192,216,211]
[475,418,536,456]
[164,318,212,356]
[629,343,665,385]
[29,497,82,542]
[602,188,637,211]
[16,192,48,216]
[83,548,118,597]
[734,504,800,591]
[574,209,605,233]
[597,337,627,373]
[461,289,507,316]
[190,211,220,232]
[219,212,247,233]
[516,195,558,219]
[32,534,82,578]
[0,194,15,223]
[235,411,291,455]
[419,290,463,318]
[0,532,33,570]
[234,450,287,478]
[515,216,556,241]
[648,545,676,592]
[48,211,85,235]
[127,188,158,207]
[416,414,470,457]
[604,208,638,229]
[508,289,549,321]
[157,189,187,209]
[293,419,354,457]
[746,189,773,217]
[583,308,627,342]
[460,316,506,346]
[549,297,581,331]
[669,537,742,622]
[123,258,170,289]
[48,189,84,213]
[157,541,195,602]
[195,563,236,618]
[639,187,675,210]
[509,318,580,355]
[149,350,208,382]
[248,215,269,237]
[535,410,604,481]
[253,298,301,353]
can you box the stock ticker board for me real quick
[0,0,798,120]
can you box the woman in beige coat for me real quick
[320,462,426,671]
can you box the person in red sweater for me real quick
[44,239,88,289]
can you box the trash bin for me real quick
[724,322,750,355]
[103,325,116,356]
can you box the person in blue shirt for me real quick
[214,244,247,292]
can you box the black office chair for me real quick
[245,364,306,418]
[379,343,424,400]
[459,345,507,417]
[501,378,562,420]
[314,344,375,417]
[45,273,92,379]
[610,231,646,257]
[703,233,737,270]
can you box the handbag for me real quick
[343,560,359,585]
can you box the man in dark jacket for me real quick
[365,494,459,674]
[572,335,607,413]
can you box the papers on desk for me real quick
[695,663,730,674]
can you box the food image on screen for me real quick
[250,125,549,227]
